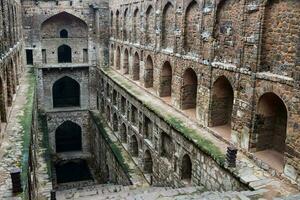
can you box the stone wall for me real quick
[97,69,246,191]
[37,67,90,112]
[0,0,24,142]
[89,113,132,186]
[108,0,300,185]
[46,110,90,158]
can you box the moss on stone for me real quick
[19,68,35,200]
[38,112,52,177]
[91,111,131,175]
[102,68,225,166]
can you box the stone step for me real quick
[56,184,267,200]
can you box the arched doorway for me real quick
[52,76,80,108]
[253,93,287,171]
[145,5,155,46]
[110,44,114,66]
[116,46,121,70]
[130,135,139,157]
[58,44,72,63]
[162,2,175,49]
[160,62,172,98]
[120,123,127,143]
[144,150,153,174]
[145,56,154,88]
[113,113,118,132]
[181,154,192,183]
[184,1,200,54]
[133,52,140,80]
[106,106,111,123]
[123,49,129,74]
[60,29,68,38]
[181,68,197,117]
[209,76,233,140]
[160,132,174,160]
[55,121,82,152]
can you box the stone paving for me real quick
[0,71,31,199]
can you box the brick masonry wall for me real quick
[108,0,300,185]
[89,114,132,186]
[98,70,246,191]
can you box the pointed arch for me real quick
[57,44,72,63]
[120,123,127,143]
[144,150,153,174]
[123,48,129,74]
[162,2,175,49]
[133,52,140,80]
[55,121,82,152]
[113,113,118,132]
[133,8,140,43]
[52,76,80,108]
[184,1,200,54]
[181,154,192,183]
[130,135,139,157]
[145,5,155,46]
[159,61,172,97]
[145,55,154,88]
[123,8,129,41]
[41,11,88,38]
[181,68,197,110]
[116,10,120,39]
[115,46,121,70]
[254,92,287,153]
[209,76,233,140]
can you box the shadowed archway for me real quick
[55,121,82,152]
[52,76,80,108]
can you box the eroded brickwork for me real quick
[109,0,300,185]
[0,0,24,140]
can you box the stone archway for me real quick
[55,121,82,153]
[162,2,175,49]
[106,105,111,123]
[254,93,287,152]
[120,123,127,143]
[113,113,118,132]
[58,44,72,63]
[144,150,153,174]
[144,56,154,88]
[159,62,172,98]
[184,1,200,54]
[253,92,288,171]
[209,76,233,140]
[130,135,139,157]
[123,49,129,74]
[52,76,80,108]
[181,68,197,111]
[116,46,121,70]
[133,52,140,80]
[181,154,192,183]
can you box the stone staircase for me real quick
[56,184,269,200]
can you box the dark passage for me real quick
[55,160,93,184]
[58,44,72,63]
[55,121,82,152]
[53,76,80,108]
[26,49,33,65]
